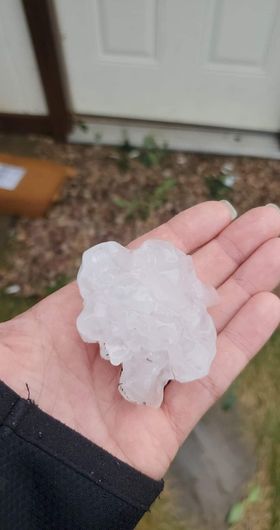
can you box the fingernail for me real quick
[220,200,238,220]
[266,203,280,211]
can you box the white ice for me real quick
[77,240,217,407]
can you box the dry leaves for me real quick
[0,135,279,296]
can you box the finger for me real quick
[45,201,234,316]
[193,205,280,287]
[129,200,235,253]
[210,237,280,332]
[164,292,280,442]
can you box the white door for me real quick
[55,0,280,132]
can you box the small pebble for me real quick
[5,284,21,295]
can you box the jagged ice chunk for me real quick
[76,240,217,407]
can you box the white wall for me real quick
[0,0,47,114]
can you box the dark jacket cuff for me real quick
[0,380,164,529]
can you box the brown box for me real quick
[0,153,75,218]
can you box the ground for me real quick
[0,133,279,529]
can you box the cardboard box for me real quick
[0,153,75,218]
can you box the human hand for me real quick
[0,202,279,480]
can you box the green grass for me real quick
[238,330,280,530]
[0,292,38,322]
[137,486,197,530]
[0,274,68,323]
[113,177,176,220]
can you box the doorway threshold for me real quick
[69,118,280,159]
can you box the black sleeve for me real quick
[0,380,164,530]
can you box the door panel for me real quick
[207,0,278,69]
[96,0,158,63]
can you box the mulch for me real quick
[0,135,279,296]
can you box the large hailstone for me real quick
[76,240,217,407]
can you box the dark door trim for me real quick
[21,0,71,140]
[0,114,52,135]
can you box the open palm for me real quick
[0,202,279,481]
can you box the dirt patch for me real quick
[0,133,279,296]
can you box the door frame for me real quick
[0,0,71,140]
